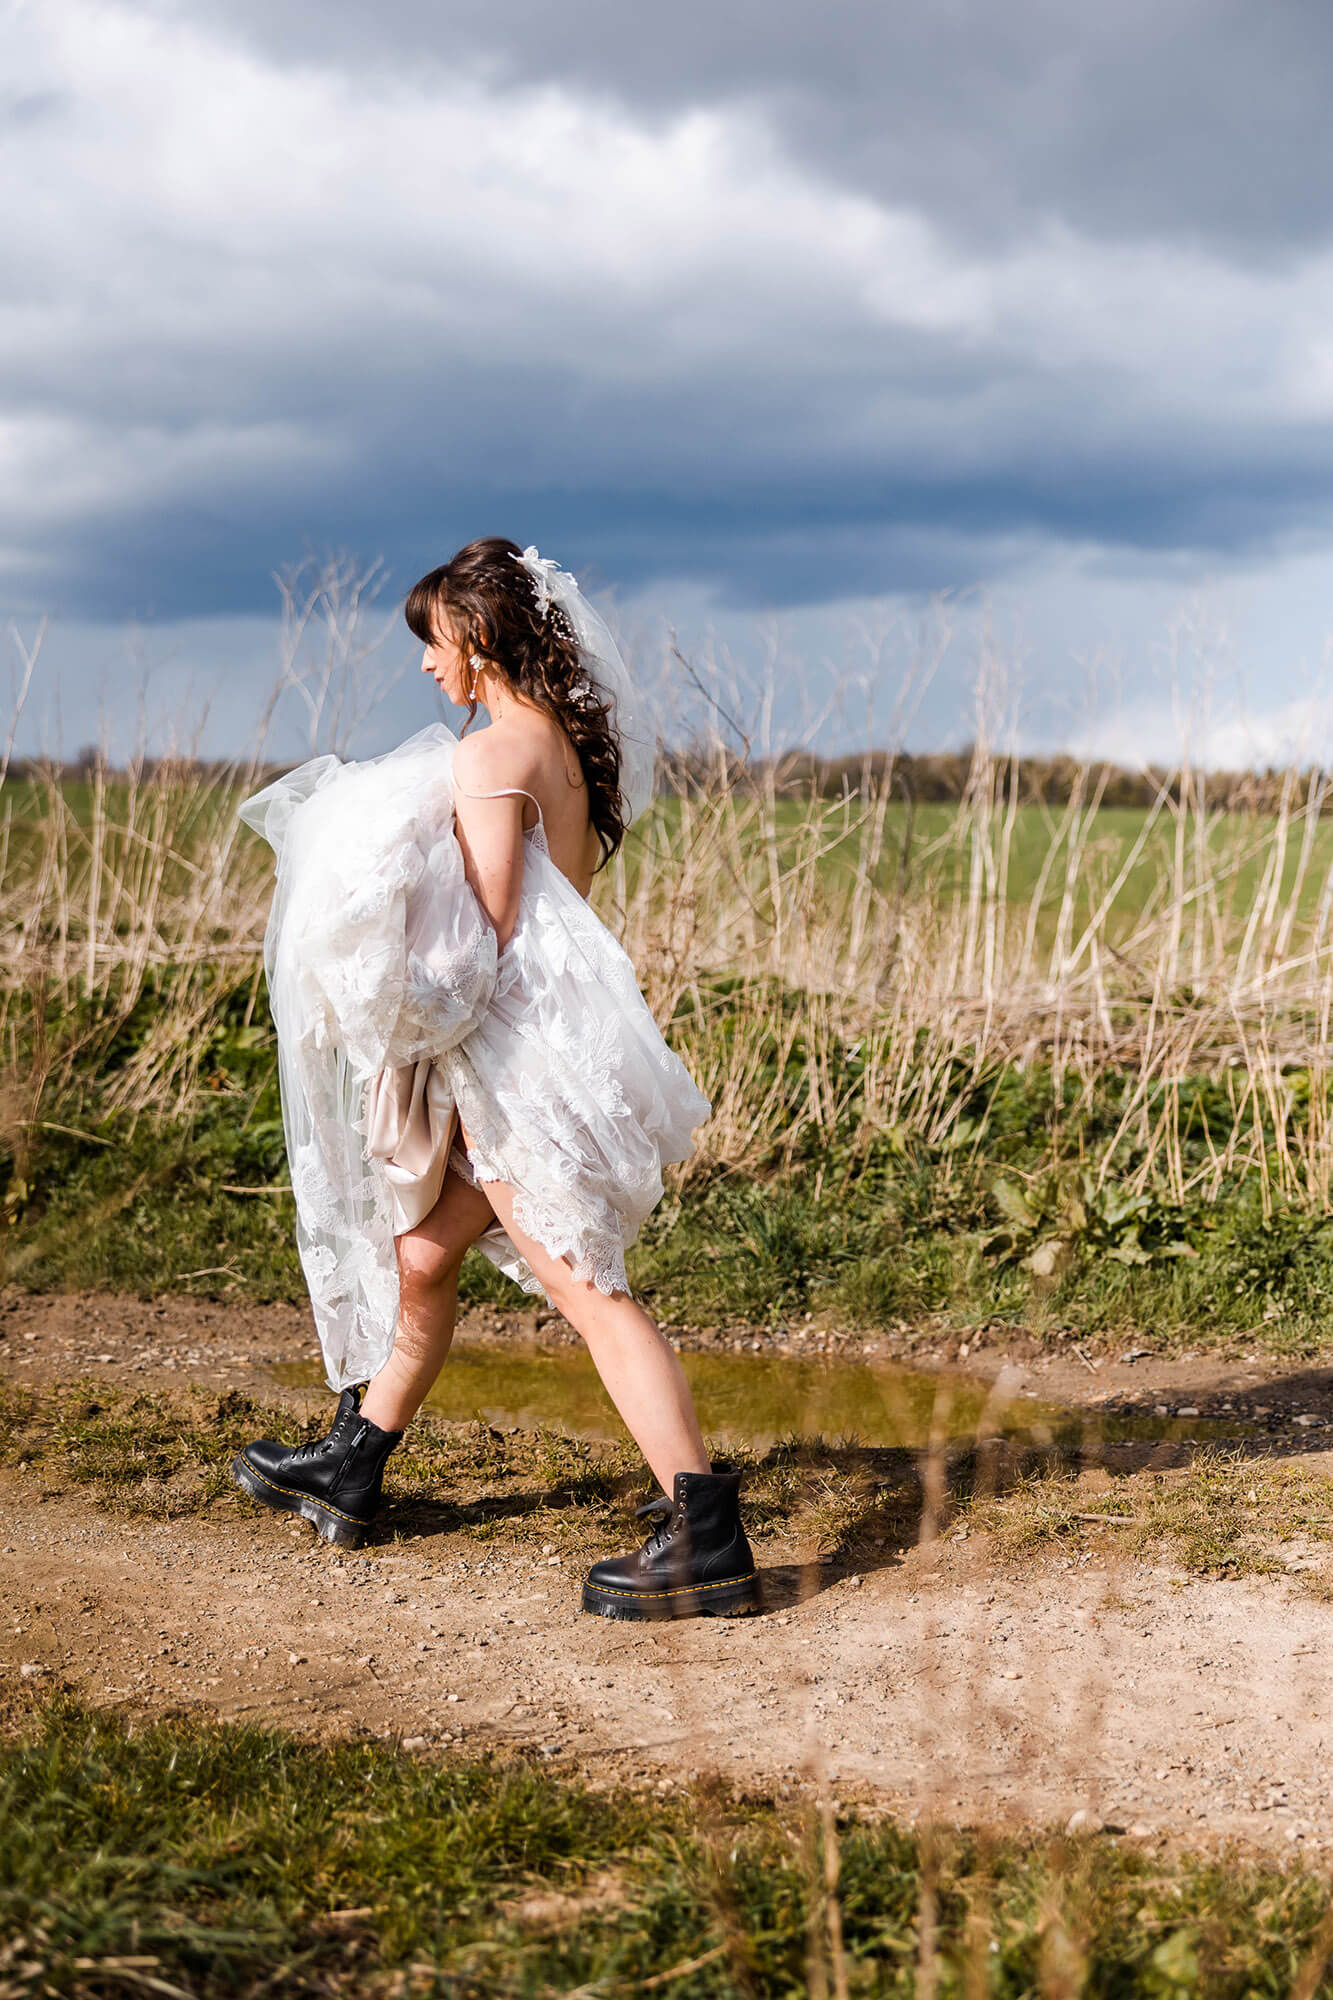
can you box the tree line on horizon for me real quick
[8,740,1329,816]
[665,744,1328,812]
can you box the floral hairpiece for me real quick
[513,544,562,622]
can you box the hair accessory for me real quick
[507,545,657,824]
[514,545,561,622]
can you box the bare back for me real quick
[458,709,601,898]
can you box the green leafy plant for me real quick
[983,1167,1199,1278]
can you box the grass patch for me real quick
[3,1698,1333,1996]
[965,1445,1333,1584]
[16,727,1333,1370]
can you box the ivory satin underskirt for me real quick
[363,1060,484,1236]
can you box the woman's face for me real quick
[420,608,473,704]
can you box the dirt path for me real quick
[6,1287,1333,1860]
[6,1469,1333,1858]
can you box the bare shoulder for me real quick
[452,725,537,797]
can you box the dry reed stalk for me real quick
[1036,1864,1087,2000]
[1,564,400,1140]
[915,1823,940,2000]
[1290,1893,1333,2000]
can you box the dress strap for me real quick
[452,781,545,835]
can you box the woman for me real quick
[233,537,757,1620]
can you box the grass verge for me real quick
[11,1075,1333,1362]
[3,1697,1333,1997]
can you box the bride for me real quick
[232,536,758,1619]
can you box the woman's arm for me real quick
[451,735,527,949]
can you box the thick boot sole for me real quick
[231,1453,371,1550]
[580,1571,761,1621]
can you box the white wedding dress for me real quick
[239,722,711,1391]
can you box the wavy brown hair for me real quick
[405,536,627,869]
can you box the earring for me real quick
[468,652,483,699]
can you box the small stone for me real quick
[402,1735,428,1752]
[1066,1808,1102,1835]
[848,1575,863,1590]
[1176,1407,1200,1418]
[1155,1405,1169,1417]
[446,1692,459,1703]
[19,1662,44,1679]
[545,1555,561,1566]
[1295,1415,1322,1428]
[288,1652,307,1666]
[1127,1821,1155,1839]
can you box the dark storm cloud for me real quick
[156,0,1333,258]
[8,0,1333,637]
[41,376,1333,616]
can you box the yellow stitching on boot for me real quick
[239,1456,365,1527]
[587,1572,757,1600]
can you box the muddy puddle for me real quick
[273,1343,1250,1452]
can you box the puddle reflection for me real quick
[273,1342,1251,1452]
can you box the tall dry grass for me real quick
[613,636,1333,1217]
[0,559,398,1186]
[6,582,1333,1217]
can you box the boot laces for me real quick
[634,1493,677,1556]
[292,1407,357,1461]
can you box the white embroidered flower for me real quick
[513,545,563,620]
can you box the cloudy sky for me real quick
[7,0,1333,762]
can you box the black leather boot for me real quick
[231,1388,402,1548]
[581,1468,759,1620]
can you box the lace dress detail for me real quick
[432,808,707,1305]
[239,724,710,1389]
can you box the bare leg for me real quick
[359,1169,498,1432]
[478,1175,710,1492]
